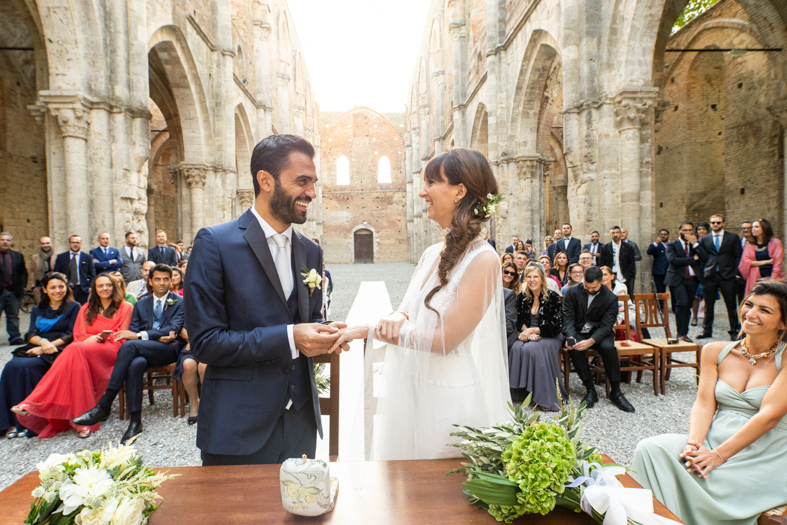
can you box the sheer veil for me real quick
[346,236,511,461]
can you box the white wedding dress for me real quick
[354,237,511,460]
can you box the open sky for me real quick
[288,0,432,113]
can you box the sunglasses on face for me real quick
[710,221,722,225]
[503,271,517,277]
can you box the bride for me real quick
[336,148,512,460]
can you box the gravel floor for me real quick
[0,261,735,490]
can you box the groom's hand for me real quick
[294,323,341,357]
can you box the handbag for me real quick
[11,346,58,367]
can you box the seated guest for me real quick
[514,240,526,253]
[90,232,123,274]
[514,251,528,282]
[108,271,136,305]
[171,266,185,296]
[551,252,570,287]
[502,261,521,294]
[13,274,133,438]
[127,260,155,299]
[562,266,635,412]
[542,236,554,256]
[172,328,206,425]
[539,255,562,292]
[579,250,594,270]
[632,280,787,524]
[561,263,585,296]
[500,252,514,266]
[53,235,95,305]
[739,219,784,295]
[583,231,602,266]
[510,264,566,410]
[177,258,189,274]
[72,264,185,444]
[0,273,80,438]
[601,265,638,340]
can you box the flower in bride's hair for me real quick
[475,192,504,219]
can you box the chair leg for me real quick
[172,380,178,418]
[660,350,667,396]
[180,380,187,417]
[148,373,155,406]
[119,385,125,421]
[695,350,701,385]
[653,352,659,396]
[636,370,643,383]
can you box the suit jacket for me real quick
[599,242,636,282]
[548,237,581,264]
[503,288,518,351]
[487,239,497,251]
[185,208,325,455]
[647,242,669,276]
[562,284,619,343]
[505,244,516,254]
[0,250,28,298]
[664,239,702,287]
[695,231,742,281]
[90,246,123,274]
[583,242,602,265]
[53,251,95,294]
[517,290,563,338]
[626,240,642,262]
[120,246,147,283]
[130,291,185,343]
[148,245,178,266]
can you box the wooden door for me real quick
[354,230,373,263]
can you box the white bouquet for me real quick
[25,441,176,525]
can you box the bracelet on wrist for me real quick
[713,449,724,464]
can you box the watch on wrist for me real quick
[137,333,143,339]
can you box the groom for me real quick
[185,134,347,466]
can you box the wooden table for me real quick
[0,457,681,524]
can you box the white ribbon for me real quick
[568,463,682,525]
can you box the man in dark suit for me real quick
[695,214,742,340]
[72,264,185,443]
[665,222,702,342]
[121,231,147,283]
[184,134,348,466]
[647,229,670,295]
[90,233,123,274]
[0,232,28,345]
[621,228,642,294]
[53,235,95,305]
[148,230,178,266]
[176,240,190,262]
[562,266,634,412]
[504,235,520,254]
[599,226,636,295]
[548,223,581,264]
[583,231,602,266]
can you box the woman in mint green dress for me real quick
[632,279,787,525]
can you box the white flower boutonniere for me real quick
[301,267,322,297]
[164,297,177,310]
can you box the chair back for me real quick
[312,352,340,461]
[633,293,671,339]
[614,295,631,336]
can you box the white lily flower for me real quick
[60,467,113,514]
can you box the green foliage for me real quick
[673,0,720,33]
[314,363,330,395]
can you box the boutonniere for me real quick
[300,267,322,297]
[164,297,177,310]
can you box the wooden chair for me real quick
[634,293,702,395]
[119,364,178,420]
[172,377,201,417]
[760,505,787,525]
[313,352,340,462]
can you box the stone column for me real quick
[50,102,91,238]
[183,166,207,241]
[278,65,291,133]
[253,16,273,138]
[146,186,156,245]
[449,23,467,147]
[419,106,430,164]
[433,70,445,153]
[237,189,255,213]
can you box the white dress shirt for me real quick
[250,206,299,359]
[564,237,572,250]
[611,241,625,283]
[139,294,168,340]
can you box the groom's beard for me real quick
[270,179,310,225]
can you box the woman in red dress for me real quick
[13,274,133,438]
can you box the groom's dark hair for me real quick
[250,134,315,196]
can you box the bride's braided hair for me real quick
[423,148,499,317]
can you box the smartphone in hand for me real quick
[99,330,113,342]
[566,337,576,348]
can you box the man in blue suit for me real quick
[665,222,702,343]
[148,230,178,266]
[90,233,123,274]
[72,264,185,444]
[548,223,582,264]
[647,229,670,295]
[184,134,348,466]
[53,235,95,304]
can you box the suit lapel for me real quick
[243,216,288,307]
[292,231,310,324]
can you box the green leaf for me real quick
[463,478,520,506]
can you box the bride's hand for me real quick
[327,325,368,354]
[375,312,407,345]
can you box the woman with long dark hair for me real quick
[502,261,521,295]
[339,148,511,460]
[0,273,80,438]
[13,274,133,438]
[551,251,569,286]
[633,279,787,524]
[739,219,784,295]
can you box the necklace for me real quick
[740,338,781,365]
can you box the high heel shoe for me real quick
[187,415,198,426]
[5,427,18,438]
[690,319,698,327]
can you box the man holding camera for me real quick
[562,266,635,413]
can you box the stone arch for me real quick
[469,103,489,158]
[278,11,291,63]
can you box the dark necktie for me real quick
[684,243,691,278]
[153,298,163,329]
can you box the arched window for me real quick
[377,156,391,183]
[336,156,350,185]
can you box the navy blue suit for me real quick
[105,292,184,413]
[148,245,178,267]
[665,239,701,336]
[53,251,95,304]
[548,237,581,264]
[184,209,325,463]
[647,241,669,295]
[90,246,123,274]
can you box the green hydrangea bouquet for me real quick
[25,441,176,525]
[448,390,631,524]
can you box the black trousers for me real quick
[107,340,179,413]
[72,287,89,306]
[670,278,698,336]
[569,333,620,388]
[201,401,317,466]
[702,275,740,336]
[625,278,636,299]
[736,276,747,306]
[653,275,666,295]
